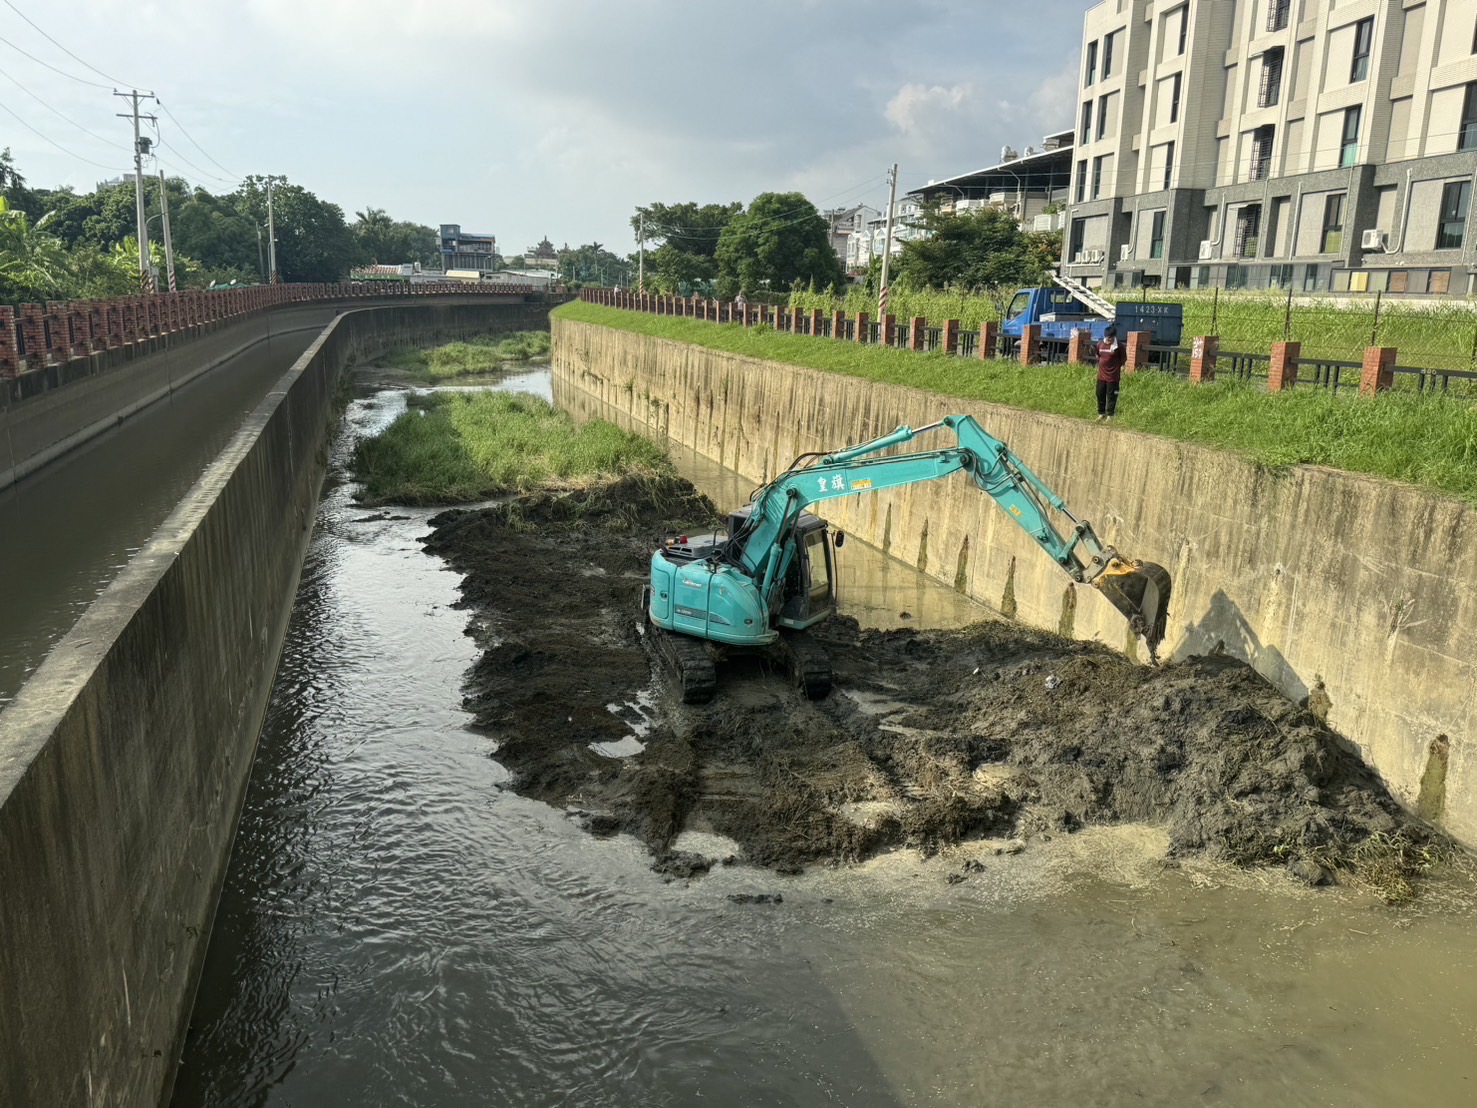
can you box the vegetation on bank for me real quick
[350,391,669,504]
[555,301,1477,504]
[379,331,552,380]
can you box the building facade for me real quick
[909,132,1075,231]
[1067,0,1477,296]
[439,225,498,273]
[823,204,882,273]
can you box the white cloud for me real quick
[884,83,977,135]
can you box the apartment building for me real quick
[1067,0,1477,296]
[439,224,499,273]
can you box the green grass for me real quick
[351,390,670,504]
[376,330,552,379]
[556,301,1477,503]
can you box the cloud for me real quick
[884,83,978,135]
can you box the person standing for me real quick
[1096,327,1126,420]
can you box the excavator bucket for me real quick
[1093,559,1173,660]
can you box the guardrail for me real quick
[1,281,554,378]
[579,288,1475,401]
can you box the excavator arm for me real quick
[727,415,1172,655]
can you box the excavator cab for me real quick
[727,506,838,631]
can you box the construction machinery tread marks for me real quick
[778,631,832,700]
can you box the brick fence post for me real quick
[909,316,925,351]
[0,306,18,376]
[1126,330,1152,374]
[1067,329,1091,365]
[880,313,896,346]
[810,308,823,336]
[942,318,959,355]
[855,310,869,343]
[832,309,846,339]
[1020,323,1041,365]
[1268,340,1300,391]
[19,305,45,369]
[44,302,70,364]
[1361,346,1396,396]
[1189,336,1219,382]
[979,320,998,359]
[791,306,803,334]
[67,306,91,357]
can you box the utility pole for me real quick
[637,210,644,292]
[266,178,279,283]
[878,163,899,318]
[256,224,266,280]
[157,170,177,292]
[115,89,158,291]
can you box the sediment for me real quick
[424,474,1445,899]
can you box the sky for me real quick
[1,0,1088,257]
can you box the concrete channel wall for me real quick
[0,300,548,1107]
[552,316,1477,848]
[0,294,549,491]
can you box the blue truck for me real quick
[1000,279,1182,351]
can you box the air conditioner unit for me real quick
[1120,244,1133,262]
[1086,249,1106,264]
[1198,240,1216,261]
[1362,229,1388,252]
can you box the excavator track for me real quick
[652,628,719,705]
[777,631,832,700]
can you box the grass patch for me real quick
[376,330,552,379]
[555,302,1477,504]
[351,390,670,505]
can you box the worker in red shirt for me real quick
[1096,326,1126,420]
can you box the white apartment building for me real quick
[1067,0,1477,296]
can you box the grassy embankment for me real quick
[556,300,1477,504]
[352,391,669,505]
[378,330,552,380]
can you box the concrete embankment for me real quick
[0,300,546,1107]
[0,295,549,491]
[552,316,1477,848]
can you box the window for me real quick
[1103,30,1116,78]
[1437,181,1470,250]
[1461,83,1477,152]
[1259,48,1284,108]
[1340,106,1361,166]
[1085,40,1098,86]
[1351,18,1373,83]
[1235,205,1262,258]
[1389,271,1409,293]
[1250,126,1274,180]
[1069,217,1087,260]
[1170,73,1182,123]
[1177,5,1189,55]
[1092,155,1106,199]
[1268,0,1290,33]
[1081,101,1093,144]
[1076,160,1088,203]
[1163,141,1175,189]
[1150,210,1166,259]
[1429,269,1452,294]
[1098,95,1110,138]
[1321,193,1345,254]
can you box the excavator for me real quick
[642,414,1172,704]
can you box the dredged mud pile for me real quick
[425,475,1444,897]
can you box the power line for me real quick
[0,64,131,153]
[0,98,119,170]
[1,0,135,87]
[0,30,114,89]
[153,140,237,188]
[157,101,238,180]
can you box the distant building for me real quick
[525,237,560,270]
[824,204,882,273]
[908,131,1074,231]
[853,198,928,269]
[439,224,498,273]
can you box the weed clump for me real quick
[350,391,669,505]
[376,330,552,379]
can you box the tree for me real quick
[894,203,1052,291]
[714,192,844,298]
[557,241,631,287]
[234,176,361,282]
[631,200,740,292]
[352,207,436,266]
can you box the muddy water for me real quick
[176,366,1477,1107]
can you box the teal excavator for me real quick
[643,414,1173,704]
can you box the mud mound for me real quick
[426,475,1446,899]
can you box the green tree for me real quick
[234,176,362,281]
[894,203,1052,290]
[714,192,844,298]
[557,241,631,287]
[354,207,437,266]
[631,200,740,292]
